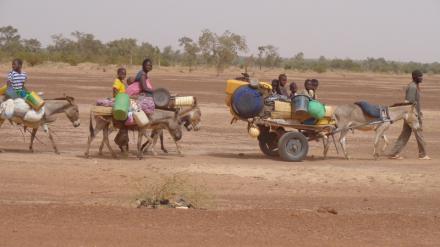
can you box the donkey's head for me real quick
[404,104,420,130]
[167,116,183,141]
[64,96,80,128]
[179,106,202,131]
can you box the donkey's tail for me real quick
[89,110,95,138]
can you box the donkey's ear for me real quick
[66,95,74,104]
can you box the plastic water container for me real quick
[113,93,130,121]
[225,79,248,95]
[25,91,45,111]
[293,95,310,115]
[133,110,149,127]
[231,85,264,119]
[175,96,195,106]
[0,85,6,95]
[308,100,326,119]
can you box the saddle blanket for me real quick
[354,101,389,121]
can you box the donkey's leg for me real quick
[159,131,168,153]
[99,127,112,155]
[29,128,38,152]
[146,130,158,156]
[339,129,350,160]
[382,134,390,154]
[47,127,60,155]
[373,124,389,158]
[103,126,117,158]
[141,130,154,154]
[85,121,105,158]
[373,130,381,159]
[137,129,145,159]
[322,135,330,159]
[174,139,182,155]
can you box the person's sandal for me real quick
[419,156,431,160]
[389,155,404,160]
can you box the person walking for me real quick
[389,70,431,160]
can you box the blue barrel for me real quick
[293,95,310,114]
[232,85,263,119]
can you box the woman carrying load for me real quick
[135,58,155,115]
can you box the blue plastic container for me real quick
[232,85,263,119]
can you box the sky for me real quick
[1,0,439,62]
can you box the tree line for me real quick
[1,25,439,74]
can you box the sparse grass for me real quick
[135,173,214,209]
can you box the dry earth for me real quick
[0,64,439,246]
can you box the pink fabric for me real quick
[96,98,114,107]
[126,82,141,97]
[137,96,155,115]
[125,113,136,126]
[146,78,154,90]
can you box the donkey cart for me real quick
[252,118,336,162]
[225,79,337,162]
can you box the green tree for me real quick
[47,34,79,65]
[21,38,44,66]
[213,30,247,74]
[257,45,281,68]
[161,45,180,66]
[0,25,23,55]
[198,29,217,65]
[257,46,265,70]
[311,56,328,73]
[106,38,137,64]
[22,38,41,52]
[178,37,200,72]
[70,31,104,62]
[135,42,156,65]
[290,52,306,71]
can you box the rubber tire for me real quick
[278,132,309,162]
[258,131,279,157]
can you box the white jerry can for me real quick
[133,110,150,127]
[174,96,195,106]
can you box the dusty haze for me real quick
[1,0,439,61]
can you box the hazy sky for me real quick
[1,0,439,62]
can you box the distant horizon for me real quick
[1,0,439,63]
[2,24,438,65]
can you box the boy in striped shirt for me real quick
[5,58,27,99]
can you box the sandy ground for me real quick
[0,65,439,246]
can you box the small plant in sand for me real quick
[136,173,214,209]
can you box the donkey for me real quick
[0,96,80,154]
[85,109,182,159]
[332,102,420,159]
[141,106,202,153]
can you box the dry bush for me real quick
[135,173,214,209]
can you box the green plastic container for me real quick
[113,93,130,121]
[307,100,326,119]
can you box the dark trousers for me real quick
[390,121,427,157]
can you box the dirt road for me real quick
[0,66,439,246]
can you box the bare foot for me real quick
[419,156,431,160]
[389,155,403,160]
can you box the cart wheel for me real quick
[278,132,308,162]
[258,131,279,157]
